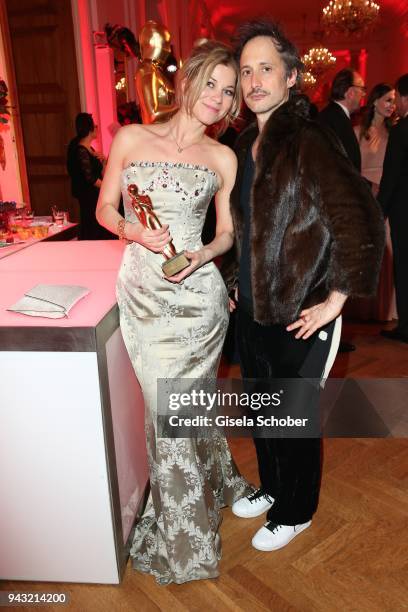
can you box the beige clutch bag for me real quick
[8,284,90,319]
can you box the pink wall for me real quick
[71,0,103,151]
[0,25,23,203]
[0,111,22,203]
[95,46,116,155]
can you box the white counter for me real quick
[0,241,149,584]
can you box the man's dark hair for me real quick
[234,19,303,84]
[330,69,355,101]
[396,73,408,97]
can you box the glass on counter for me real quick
[53,210,64,226]
[2,208,51,242]
[23,208,35,221]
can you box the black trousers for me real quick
[390,221,408,334]
[237,305,339,525]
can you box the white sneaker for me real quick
[232,488,274,518]
[252,520,312,551]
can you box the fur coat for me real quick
[225,96,385,325]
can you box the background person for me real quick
[67,113,116,240]
[378,74,408,343]
[318,68,365,172]
[355,83,397,322]
[318,68,367,351]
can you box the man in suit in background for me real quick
[378,74,408,344]
[318,68,366,352]
[318,68,365,172]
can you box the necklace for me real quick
[169,128,201,154]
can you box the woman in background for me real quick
[355,84,396,321]
[67,112,115,240]
[355,83,395,193]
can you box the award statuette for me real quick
[127,183,190,276]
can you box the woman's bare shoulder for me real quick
[113,123,151,143]
[211,140,237,170]
[204,135,235,157]
[202,138,237,190]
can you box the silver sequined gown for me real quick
[117,161,252,585]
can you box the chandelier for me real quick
[322,0,380,35]
[115,77,126,91]
[302,46,336,76]
[301,71,317,88]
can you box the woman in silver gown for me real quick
[96,41,252,585]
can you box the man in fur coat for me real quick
[227,20,384,551]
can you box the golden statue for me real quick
[135,21,178,124]
[127,184,189,276]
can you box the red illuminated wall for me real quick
[0,7,24,203]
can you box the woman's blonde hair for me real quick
[176,39,241,137]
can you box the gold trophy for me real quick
[127,183,190,276]
[135,21,178,124]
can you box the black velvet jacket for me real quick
[225,96,385,325]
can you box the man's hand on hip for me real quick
[286,291,347,339]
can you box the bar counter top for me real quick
[0,240,125,329]
[0,222,78,260]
